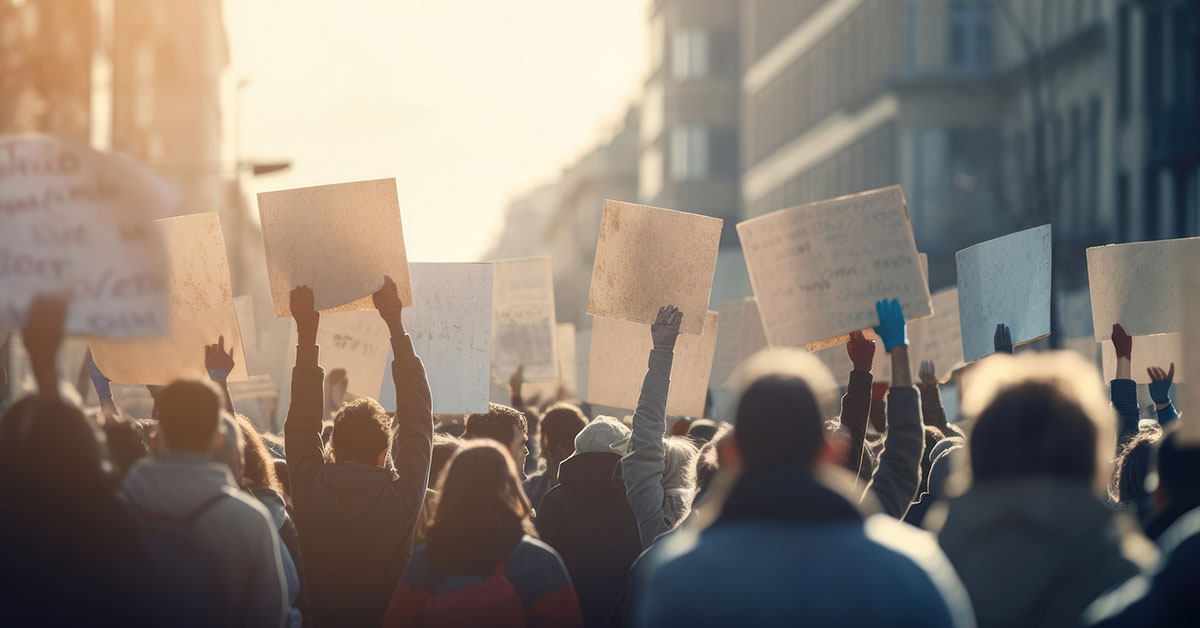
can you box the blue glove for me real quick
[873,298,907,352]
[1149,380,1172,406]
[89,360,112,400]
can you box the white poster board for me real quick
[0,136,176,335]
[492,257,558,382]
[587,311,719,417]
[587,200,722,335]
[956,224,1052,362]
[1182,248,1200,443]
[258,178,412,317]
[524,323,579,402]
[1087,237,1200,340]
[1100,333,1187,383]
[908,288,965,382]
[89,213,248,385]
[737,185,931,350]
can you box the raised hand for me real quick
[324,368,350,413]
[23,294,68,400]
[372,275,404,330]
[993,324,1013,355]
[651,305,684,352]
[1111,324,1132,359]
[872,299,907,353]
[846,330,875,372]
[509,365,524,398]
[291,285,319,346]
[1148,363,1175,407]
[919,360,937,387]
[205,335,236,381]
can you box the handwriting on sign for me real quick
[332,333,381,357]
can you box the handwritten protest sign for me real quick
[381,263,493,414]
[587,311,719,417]
[1100,332,1186,384]
[1182,248,1200,444]
[1087,237,1200,340]
[492,257,558,382]
[712,298,769,389]
[258,178,412,318]
[908,288,965,381]
[737,185,931,350]
[587,200,722,335]
[956,225,1052,362]
[89,212,247,385]
[0,136,177,335]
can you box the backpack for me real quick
[420,563,526,627]
[130,491,229,626]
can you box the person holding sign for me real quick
[283,276,433,628]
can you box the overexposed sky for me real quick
[224,0,647,262]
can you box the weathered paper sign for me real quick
[524,323,579,402]
[258,178,412,317]
[1099,332,1186,384]
[908,288,965,381]
[737,185,931,349]
[0,136,177,336]
[956,224,1052,362]
[89,212,248,385]
[587,311,719,417]
[587,200,722,335]
[1181,248,1200,444]
[492,257,558,382]
[1087,237,1200,340]
[712,298,769,389]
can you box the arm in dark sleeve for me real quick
[1110,379,1140,448]
[865,385,925,519]
[839,370,873,484]
[387,333,434,522]
[921,383,964,439]
[284,344,326,511]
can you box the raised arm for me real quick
[841,330,875,485]
[865,298,925,519]
[1148,363,1178,426]
[919,360,963,439]
[1109,324,1140,446]
[205,335,237,414]
[284,286,326,500]
[375,276,434,505]
[24,295,68,403]
[622,305,681,549]
[89,359,121,418]
[994,323,1014,355]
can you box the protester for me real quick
[524,402,589,507]
[632,339,974,627]
[383,441,584,627]
[413,432,466,546]
[538,416,642,627]
[933,350,1155,628]
[464,401,530,474]
[283,277,434,627]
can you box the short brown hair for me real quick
[331,398,390,465]
[158,380,222,453]
[464,403,527,448]
[539,403,588,458]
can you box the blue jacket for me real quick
[633,469,975,627]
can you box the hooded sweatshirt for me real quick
[121,453,287,628]
[285,334,434,627]
[538,452,643,627]
[937,478,1150,628]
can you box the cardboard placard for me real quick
[1100,332,1185,383]
[737,185,931,349]
[1087,237,1200,340]
[587,311,719,417]
[0,136,177,335]
[492,257,558,382]
[587,200,722,335]
[524,323,579,403]
[258,178,412,317]
[712,298,769,389]
[1181,248,1200,444]
[89,212,247,385]
[908,288,965,382]
[956,224,1052,362]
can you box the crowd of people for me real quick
[1,277,1198,627]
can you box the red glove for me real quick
[1112,323,1132,359]
[846,330,875,373]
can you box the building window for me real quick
[639,147,663,202]
[671,125,709,181]
[672,27,709,80]
[948,2,992,72]
[904,3,918,73]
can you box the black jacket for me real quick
[285,335,433,627]
[537,452,642,627]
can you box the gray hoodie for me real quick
[121,453,287,628]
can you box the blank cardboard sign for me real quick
[956,224,1052,362]
[524,323,579,402]
[588,200,722,335]
[587,311,719,417]
[908,288,965,382]
[0,136,177,336]
[1182,249,1200,444]
[1087,237,1200,341]
[737,185,931,349]
[89,212,247,385]
[258,178,412,318]
[1100,332,1186,384]
[492,257,558,382]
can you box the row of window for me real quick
[639,124,738,202]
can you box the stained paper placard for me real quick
[956,225,1052,362]
[1100,333,1186,383]
[737,185,932,349]
[0,136,177,335]
[383,263,493,414]
[492,257,558,382]
[712,298,769,389]
[1181,249,1200,444]
[1087,237,1200,341]
[908,288,965,382]
[234,295,257,354]
[524,323,579,402]
[587,311,719,417]
[274,309,391,428]
[587,200,722,335]
[88,213,247,385]
[258,178,412,318]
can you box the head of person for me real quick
[662,436,699,491]
[157,380,225,454]
[211,413,246,481]
[694,422,734,493]
[573,415,631,456]
[686,419,720,447]
[1,397,112,503]
[960,351,1114,491]
[538,403,588,464]
[429,433,465,488]
[464,403,528,470]
[331,397,390,467]
[1151,431,1200,513]
[730,349,839,473]
[426,441,534,575]
[1110,423,1162,506]
[235,414,282,494]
